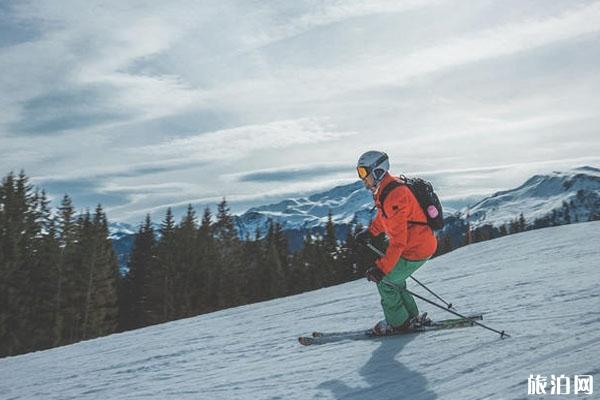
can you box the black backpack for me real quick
[378,176,444,230]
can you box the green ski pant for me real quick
[376,257,429,327]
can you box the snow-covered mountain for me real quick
[108,222,137,241]
[234,166,600,236]
[108,222,163,240]
[2,221,598,399]
[234,181,374,240]
[467,166,600,227]
[108,166,600,265]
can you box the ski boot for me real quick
[370,319,413,336]
[412,312,432,327]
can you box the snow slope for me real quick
[1,222,599,400]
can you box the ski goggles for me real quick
[357,166,370,179]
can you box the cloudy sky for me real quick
[2,0,600,224]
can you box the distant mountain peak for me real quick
[573,165,600,174]
[467,165,600,226]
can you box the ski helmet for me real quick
[356,150,389,184]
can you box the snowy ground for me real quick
[1,222,599,400]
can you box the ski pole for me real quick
[382,280,510,339]
[365,242,454,309]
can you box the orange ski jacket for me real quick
[368,173,438,274]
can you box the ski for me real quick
[298,314,483,346]
[311,314,483,338]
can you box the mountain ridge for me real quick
[110,166,600,267]
[235,165,600,234]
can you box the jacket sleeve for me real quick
[375,188,409,274]
[368,209,385,237]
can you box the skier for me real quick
[355,151,437,336]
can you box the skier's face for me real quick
[362,174,377,192]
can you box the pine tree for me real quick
[300,233,321,290]
[198,207,219,312]
[562,202,571,224]
[265,240,286,299]
[255,220,287,300]
[78,206,119,340]
[518,213,527,232]
[29,190,61,350]
[323,211,342,284]
[146,208,177,324]
[324,210,336,253]
[0,171,38,356]
[286,252,308,295]
[68,209,91,340]
[462,228,472,246]
[214,199,244,308]
[124,214,156,330]
[509,219,518,234]
[337,229,358,282]
[272,222,289,294]
[241,231,261,303]
[173,204,198,318]
[443,233,453,254]
[56,195,81,344]
[498,224,508,237]
[434,233,453,256]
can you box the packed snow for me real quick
[1,221,599,399]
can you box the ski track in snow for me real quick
[1,222,599,399]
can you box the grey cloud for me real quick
[35,160,208,189]
[13,87,132,135]
[17,112,129,135]
[98,161,209,179]
[236,165,350,183]
[0,3,43,48]
[114,109,241,144]
[29,160,210,215]
[418,167,508,180]
[37,177,130,209]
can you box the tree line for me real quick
[0,171,368,357]
[118,202,370,331]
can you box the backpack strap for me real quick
[378,180,402,219]
[378,178,429,226]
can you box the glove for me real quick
[365,265,385,283]
[354,227,374,245]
